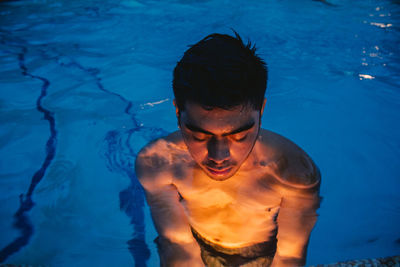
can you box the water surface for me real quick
[0,0,399,265]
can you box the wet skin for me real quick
[136,101,321,266]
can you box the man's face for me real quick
[177,101,264,181]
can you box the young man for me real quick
[135,33,321,267]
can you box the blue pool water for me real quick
[0,0,399,266]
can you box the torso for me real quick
[146,129,319,248]
[174,167,282,247]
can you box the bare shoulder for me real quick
[258,129,321,189]
[135,131,188,187]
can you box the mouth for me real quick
[206,166,233,177]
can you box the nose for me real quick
[207,137,230,164]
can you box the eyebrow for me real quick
[184,121,255,136]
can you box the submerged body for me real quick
[136,125,320,266]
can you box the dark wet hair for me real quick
[173,32,267,111]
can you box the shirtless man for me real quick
[135,33,321,267]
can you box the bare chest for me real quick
[175,168,281,207]
[173,169,282,245]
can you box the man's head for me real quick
[172,32,268,181]
[173,32,267,111]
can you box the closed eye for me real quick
[231,133,248,142]
[192,133,208,142]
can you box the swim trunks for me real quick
[190,228,277,267]
[154,229,276,266]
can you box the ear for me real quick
[260,98,267,116]
[173,99,180,118]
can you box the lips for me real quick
[206,166,233,176]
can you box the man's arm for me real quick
[135,145,203,267]
[271,161,321,267]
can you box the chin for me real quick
[208,175,233,181]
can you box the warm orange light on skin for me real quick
[174,100,266,181]
[137,98,320,266]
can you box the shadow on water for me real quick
[51,47,168,265]
[41,43,169,266]
[57,50,169,266]
[103,127,168,266]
